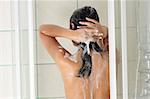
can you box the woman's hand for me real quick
[79,17,108,39]
[73,27,103,43]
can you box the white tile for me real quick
[0,32,13,65]
[0,66,16,98]
[0,0,11,30]
[78,0,108,26]
[36,0,77,28]
[37,64,65,97]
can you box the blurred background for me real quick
[0,0,150,99]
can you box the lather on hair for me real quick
[77,42,103,78]
[70,6,103,78]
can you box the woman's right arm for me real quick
[39,24,77,64]
[39,24,99,64]
[40,24,79,41]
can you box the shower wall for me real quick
[0,1,16,98]
[115,0,150,99]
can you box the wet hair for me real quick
[69,6,103,78]
[70,6,99,30]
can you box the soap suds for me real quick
[64,52,70,58]
[81,77,86,99]
[90,74,94,99]
[85,41,90,54]
[68,55,78,63]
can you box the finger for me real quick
[94,32,103,36]
[86,17,98,24]
[93,35,103,39]
[84,28,98,34]
[79,21,95,27]
[77,26,88,29]
[77,26,95,29]
[93,34,103,38]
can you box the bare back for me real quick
[58,49,110,99]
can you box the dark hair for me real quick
[70,6,99,30]
[70,6,103,78]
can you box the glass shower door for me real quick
[114,0,150,99]
[135,0,150,99]
[114,0,138,99]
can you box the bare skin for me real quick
[39,18,110,99]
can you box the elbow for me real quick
[39,24,54,35]
[39,24,54,38]
[39,25,47,34]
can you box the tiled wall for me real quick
[0,0,15,99]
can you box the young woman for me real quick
[39,6,109,99]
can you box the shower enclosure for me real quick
[0,0,149,99]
